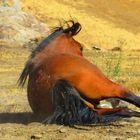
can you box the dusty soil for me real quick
[0,120,140,140]
[0,48,140,140]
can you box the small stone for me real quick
[31,134,42,139]
[59,128,67,133]
[126,138,137,140]
[111,47,121,51]
[115,138,121,140]
[41,131,46,134]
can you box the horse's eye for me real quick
[80,46,83,51]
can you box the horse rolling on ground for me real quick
[18,20,140,125]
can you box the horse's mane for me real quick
[18,20,82,87]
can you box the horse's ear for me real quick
[62,20,82,36]
[71,22,82,36]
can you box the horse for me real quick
[18,20,140,125]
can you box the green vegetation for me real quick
[104,40,125,78]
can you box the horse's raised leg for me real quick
[66,84,140,118]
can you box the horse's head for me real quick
[31,20,83,58]
[57,20,83,56]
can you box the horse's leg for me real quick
[77,80,140,110]
[83,98,140,117]
[67,79,140,117]
[75,85,140,116]
[119,91,140,108]
[101,90,140,109]
[81,98,126,115]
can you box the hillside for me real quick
[21,0,140,50]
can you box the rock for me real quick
[59,128,67,133]
[92,45,101,51]
[106,98,128,108]
[110,47,121,51]
[31,134,42,139]
[126,138,137,140]
[115,138,121,140]
[0,6,50,48]
[92,45,107,51]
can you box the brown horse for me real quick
[19,20,140,125]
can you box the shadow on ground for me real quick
[0,112,45,124]
[0,112,138,126]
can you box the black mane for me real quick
[18,20,82,87]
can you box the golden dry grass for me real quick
[21,0,140,50]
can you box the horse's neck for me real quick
[30,44,61,69]
[30,35,76,68]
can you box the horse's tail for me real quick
[18,61,32,87]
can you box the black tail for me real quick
[18,61,32,87]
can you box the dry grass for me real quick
[21,0,140,50]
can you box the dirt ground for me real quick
[0,120,140,140]
[0,48,140,140]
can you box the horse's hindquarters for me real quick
[27,74,55,117]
